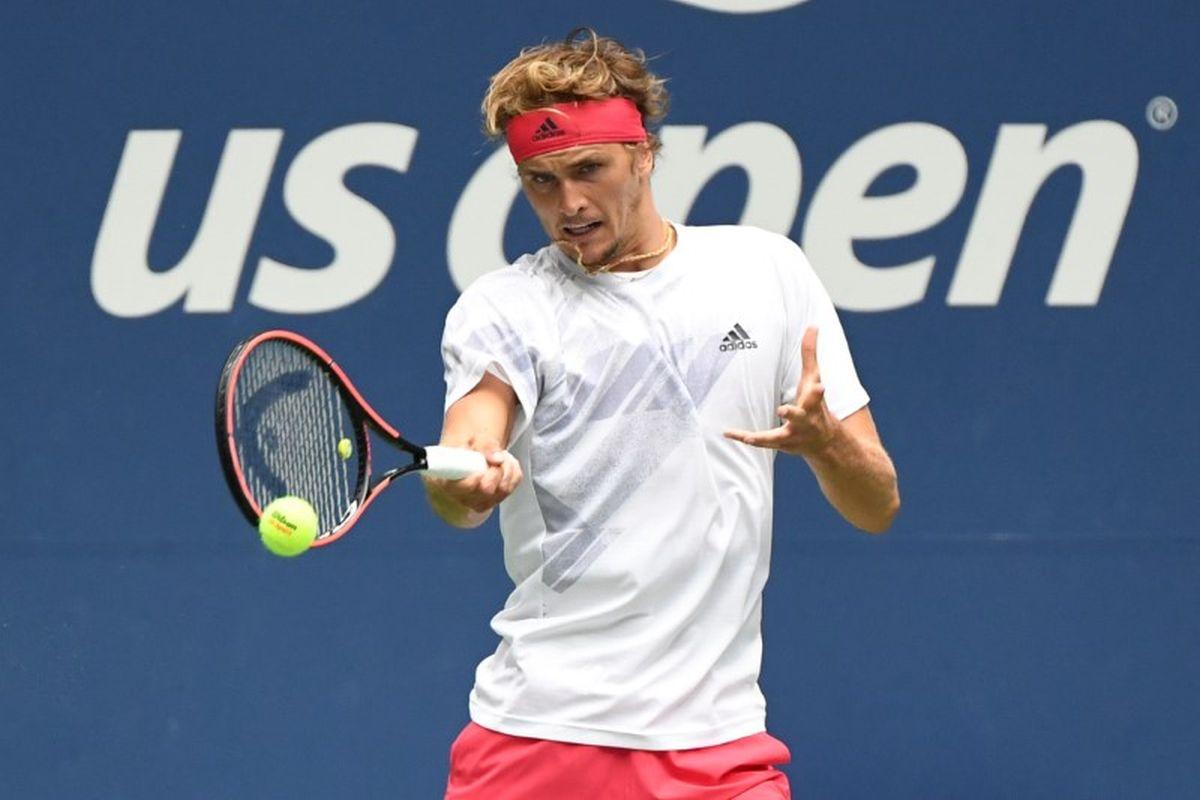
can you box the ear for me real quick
[633,143,654,179]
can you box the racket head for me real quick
[216,330,375,546]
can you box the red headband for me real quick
[505,97,648,164]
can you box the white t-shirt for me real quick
[441,223,869,750]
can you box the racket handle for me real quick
[424,446,489,480]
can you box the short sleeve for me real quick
[777,243,870,420]
[441,277,542,440]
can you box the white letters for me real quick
[91,129,281,317]
[802,123,968,311]
[93,117,1141,314]
[654,123,802,237]
[446,146,523,291]
[250,123,417,313]
[948,122,1139,306]
[667,0,811,12]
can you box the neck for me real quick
[563,209,674,275]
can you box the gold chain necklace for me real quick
[559,219,676,275]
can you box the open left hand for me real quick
[724,326,838,457]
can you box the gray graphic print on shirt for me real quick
[532,329,732,592]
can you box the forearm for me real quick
[803,424,899,533]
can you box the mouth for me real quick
[560,220,602,240]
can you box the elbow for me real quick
[858,490,900,535]
[851,449,900,534]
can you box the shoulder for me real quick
[457,261,538,304]
[682,223,792,246]
[679,224,809,275]
[447,247,567,337]
[682,223,804,258]
[456,246,569,306]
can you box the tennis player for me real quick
[424,29,900,800]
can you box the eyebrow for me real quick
[519,151,609,176]
[567,151,607,166]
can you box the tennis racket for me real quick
[215,329,486,547]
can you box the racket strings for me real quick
[313,363,356,513]
[232,340,361,536]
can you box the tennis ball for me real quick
[258,496,318,557]
[337,438,353,460]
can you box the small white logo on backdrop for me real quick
[666,0,810,13]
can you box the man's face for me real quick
[517,143,654,268]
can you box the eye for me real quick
[577,162,600,175]
[524,173,554,188]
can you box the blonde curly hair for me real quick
[482,28,669,153]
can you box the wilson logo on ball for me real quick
[270,512,298,533]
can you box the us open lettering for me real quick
[91,120,1137,316]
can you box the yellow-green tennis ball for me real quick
[258,496,318,557]
[337,438,353,460]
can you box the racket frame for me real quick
[215,329,435,546]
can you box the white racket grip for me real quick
[424,446,489,480]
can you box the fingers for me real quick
[729,385,835,454]
[492,450,523,495]
[730,406,812,445]
[778,382,825,420]
[799,326,821,386]
[794,327,828,417]
[429,446,523,514]
[723,426,789,450]
[457,470,503,512]
[476,465,501,495]
[468,450,523,510]
[788,381,826,414]
[475,450,510,493]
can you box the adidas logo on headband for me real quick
[532,117,567,142]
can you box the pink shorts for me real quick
[444,722,792,799]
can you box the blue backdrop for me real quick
[3,1,1197,797]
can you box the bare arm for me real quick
[422,372,524,529]
[799,407,898,533]
[725,327,900,533]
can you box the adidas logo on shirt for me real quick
[532,117,567,142]
[719,323,758,352]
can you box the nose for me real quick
[558,179,588,218]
